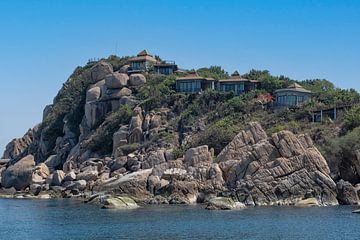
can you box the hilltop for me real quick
[1,51,360,208]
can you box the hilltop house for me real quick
[274,83,312,107]
[128,50,158,72]
[218,71,260,95]
[154,61,178,75]
[176,72,215,93]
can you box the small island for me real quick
[1,50,360,210]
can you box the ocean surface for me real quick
[0,199,359,240]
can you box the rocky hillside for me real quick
[1,56,359,208]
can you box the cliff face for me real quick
[0,60,359,207]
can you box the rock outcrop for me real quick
[1,155,35,190]
[216,122,338,206]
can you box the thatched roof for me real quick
[128,50,158,63]
[219,70,259,83]
[275,83,312,94]
[176,72,214,81]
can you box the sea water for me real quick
[0,199,359,240]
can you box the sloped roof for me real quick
[219,70,259,83]
[128,50,158,63]
[138,49,151,57]
[275,83,312,94]
[176,72,214,81]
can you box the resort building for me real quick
[175,72,215,93]
[128,50,158,72]
[218,71,260,95]
[154,61,178,75]
[274,83,312,107]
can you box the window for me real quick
[177,80,201,93]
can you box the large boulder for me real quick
[102,196,139,209]
[1,155,35,190]
[51,170,65,186]
[217,122,338,206]
[93,169,152,200]
[90,61,113,83]
[129,74,146,86]
[31,163,50,184]
[77,170,98,181]
[184,145,212,168]
[105,87,132,100]
[86,87,101,102]
[336,180,359,205]
[205,197,244,210]
[84,101,112,128]
[105,72,129,89]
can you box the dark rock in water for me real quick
[336,180,359,205]
[352,209,360,214]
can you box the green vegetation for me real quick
[197,66,229,80]
[41,65,93,152]
[88,105,132,154]
[105,55,130,72]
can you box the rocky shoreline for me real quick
[1,61,359,211]
[2,122,358,210]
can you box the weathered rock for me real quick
[142,150,166,169]
[205,197,245,210]
[84,101,112,128]
[44,155,61,172]
[184,145,212,168]
[105,72,129,89]
[336,180,359,205]
[63,171,76,182]
[113,127,129,155]
[295,198,319,207]
[119,65,130,73]
[51,170,65,186]
[217,122,338,206]
[31,163,50,184]
[162,168,187,181]
[94,169,152,200]
[90,61,113,83]
[129,74,146,86]
[102,196,139,209]
[43,104,53,121]
[105,87,132,100]
[3,129,34,160]
[86,86,101,102]
[77,170,98,181]
[1,155,35,190]
[108,157,127,172]
[65,180,87,191]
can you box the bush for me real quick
[88,105,132,154]
[192,117,241,155]
[105,55,130,72]
[343,104,360,131]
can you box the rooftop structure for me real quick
[175,72,215,93]
[218,71,260,95]
[274,83,312,107]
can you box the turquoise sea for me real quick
[0,199,359,240]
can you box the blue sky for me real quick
[0,0,359,154]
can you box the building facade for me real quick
[154,61,178,75]
[218,71,259,95]
[274,83,312,107]
[128,50,158,72]
[176,72,215,93]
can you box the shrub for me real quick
[88,105,132,154]
[343,104,360,131]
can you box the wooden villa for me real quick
[176,72,215,93]
[274,83,312,107]
[128,50,158,72]
[218,71,260,95]
[154,61,178,75]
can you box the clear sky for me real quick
[0,0,359,155]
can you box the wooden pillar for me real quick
[320,110,323,122]
[334,107,337,120]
